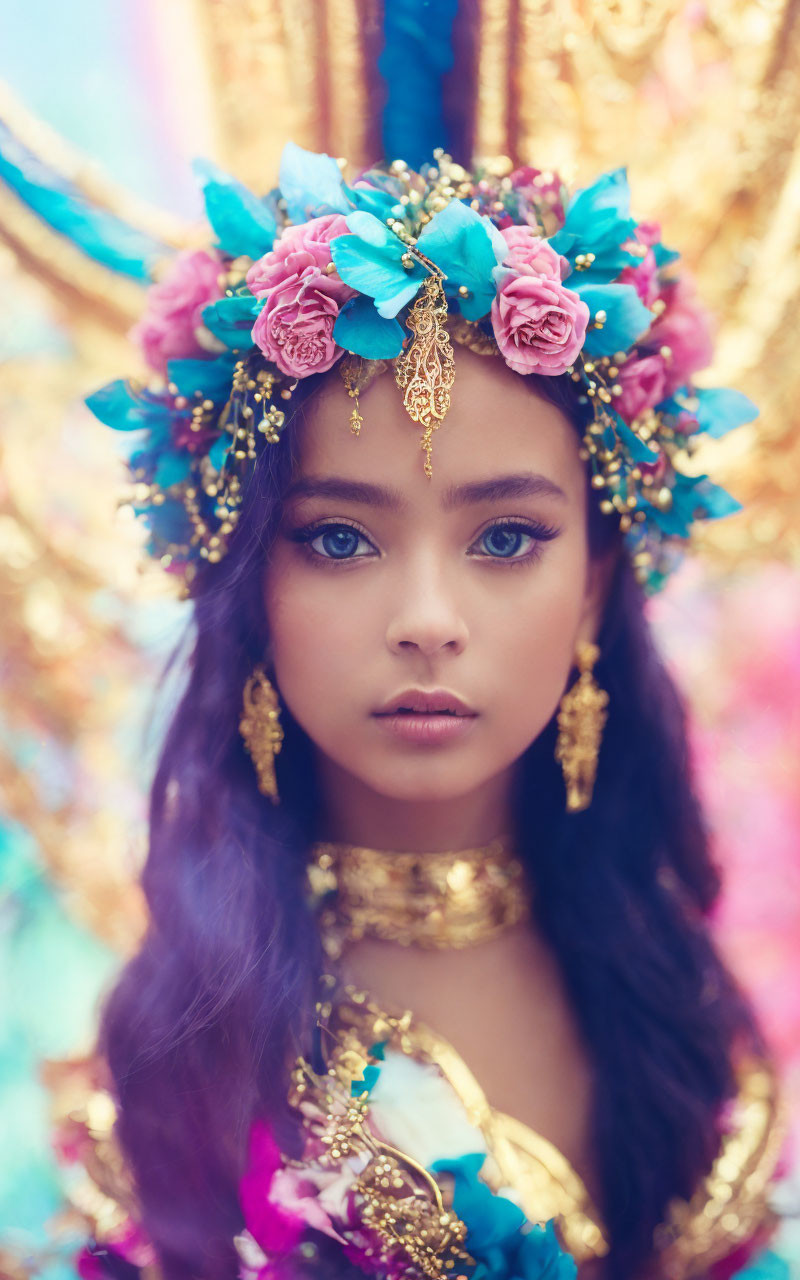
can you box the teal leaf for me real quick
[573,282,653,356]
[85,380,171,433]
[201,293,261,349]
[165,354,237,400]
[278,141,349,222]
[692,387,759,438]
[333,295,405,358]
[192,158,277,259]
[417,199,506,321]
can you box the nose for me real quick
[385,551,470,657]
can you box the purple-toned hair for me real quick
[98,367,763,1280]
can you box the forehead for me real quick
[290,346,586,508]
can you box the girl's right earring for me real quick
[240,664,284,804]
[555,640,609,813]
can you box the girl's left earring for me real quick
[240,665,284,804]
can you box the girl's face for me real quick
[263,347,613,815]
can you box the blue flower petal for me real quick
[165,355,237,400]
[692,387,759,438]
[345,210,407,252]
[192,158,277,259]
[85,380,172,433]
[431,1153,526,1254]
[572,283,653,356]
[550,169,639,278]
[652,242,680,268]
[516,1220,577,1279]
[331,224,425,318]
[154,451,194,489]
[333,296,406,358]
[133,496,193,546]
[417,199,506,320]
[343,183,399,220]
[612,413,660,463]
[278,141,349,222]
[207,434,230,473]
[201,294,261,350]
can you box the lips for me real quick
[373,689,477,717]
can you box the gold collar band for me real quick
[306,836,531,955]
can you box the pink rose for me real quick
[251,269,354,377]
[614,354,668,423]
[131,249,224,374]
[247,214,349,296]
[634,220,663,249]
[646,274,715,396]
[500,226,569,281]
[491,274,589,375]
[618,247,659,307]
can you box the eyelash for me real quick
[288,517,561,568]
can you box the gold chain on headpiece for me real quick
[394,272,456,478]
[306,836,531,957]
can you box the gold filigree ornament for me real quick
[239,664,284,803]
[394,272,456,479]
[554,641,609,813]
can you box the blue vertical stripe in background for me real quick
[379,0,460,169]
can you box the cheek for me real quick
[486,542,588,727]
[263,562,371,716]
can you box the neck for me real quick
[314,753,520,852]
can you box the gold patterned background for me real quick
[0,0,798,1260]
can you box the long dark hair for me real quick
[98,366,762,1280]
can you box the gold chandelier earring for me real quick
[555,640,609,813]
[240,664,284,804]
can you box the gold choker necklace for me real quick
[306,836,532,956]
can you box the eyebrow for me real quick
[284,471,568,511]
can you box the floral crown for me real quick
[86,142,757,596]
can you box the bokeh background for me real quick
[1,1,798,1275]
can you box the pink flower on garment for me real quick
[246,214,349,296]
[251,269,354,378]
[646,274,715,396]
[491,274,589,375]
[499,226,570,281]
[614,353,668,423]
[131,249,224,374]
[240,1120,305,1257]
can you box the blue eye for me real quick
[312,526,367,559]
[289,518,560,565]
[479,524,534,559]
[291,522,375,561]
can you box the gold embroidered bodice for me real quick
[320,984,788,1278]
[48,985,787,1280]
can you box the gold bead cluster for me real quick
[567,347,685,584]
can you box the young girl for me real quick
[68,145,790,1280]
